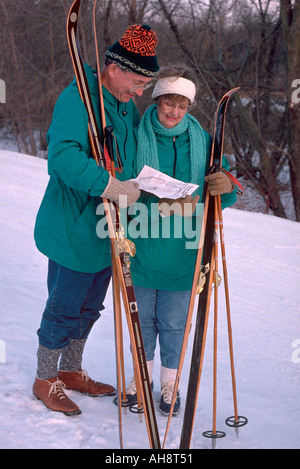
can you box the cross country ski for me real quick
[66,0,160,449]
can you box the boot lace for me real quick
[161,382,177,404]
[48,379,67,400]
[126,376,137,396]
[79,369,91,382]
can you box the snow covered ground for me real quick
[0,149,299,450]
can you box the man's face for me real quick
[107,65,153,102]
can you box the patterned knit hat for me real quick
[106,24,159,77]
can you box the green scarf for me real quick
[136,104,207,194]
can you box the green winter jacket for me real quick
[34,64,140,273]
[128,126,237,291]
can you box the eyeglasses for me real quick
[161,98,190,112]
[124,72,153,92]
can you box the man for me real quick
[33,24,159,416]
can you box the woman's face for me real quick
[156,96,190,128]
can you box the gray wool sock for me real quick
[59,338,87,372]
[36,345,62,380]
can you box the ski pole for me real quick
[93,3,128,438]
[130,364,144,421]
[213,197,219,436]
[213,198,219,434]
[111,269,124,447]
[67,0,161,448]
[112,276,128,411]
[162,185,212,448]
[216,196,248,432]
[203,196,226,446]
[92,0,158,442]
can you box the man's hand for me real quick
[101,176,141,207]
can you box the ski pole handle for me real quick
[105,126,114,161]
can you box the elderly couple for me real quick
[33,24,237,417]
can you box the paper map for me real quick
[132,165,199,199]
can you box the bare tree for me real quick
[0,0,73,156]
[1,1,37,155]
[156,0,292,218]
[281,0,300,221]
[0,0,297,219]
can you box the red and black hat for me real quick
[106,24,159,77]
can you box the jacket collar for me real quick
[83,63,119,107]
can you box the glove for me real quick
[101,176,141,207]
[159,194,200,217]
[205,171,234,196]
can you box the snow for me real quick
[0,149,300,450]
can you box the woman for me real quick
[126,66,237,415]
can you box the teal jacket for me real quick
[128,127,237,291]
[34,64,140,273]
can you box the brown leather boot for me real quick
[33,377,81,416]
[58,369,116,397]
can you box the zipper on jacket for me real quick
[172,136,177,178]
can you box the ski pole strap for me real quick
[104,126,124,174]
[221,168,244,196]
[103,126,113,171]
[111,132,124,173]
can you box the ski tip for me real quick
[227,87,240,96]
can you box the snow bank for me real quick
[0,150,299,450]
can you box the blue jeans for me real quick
[37,260,111,349]
[134,286,191,369]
